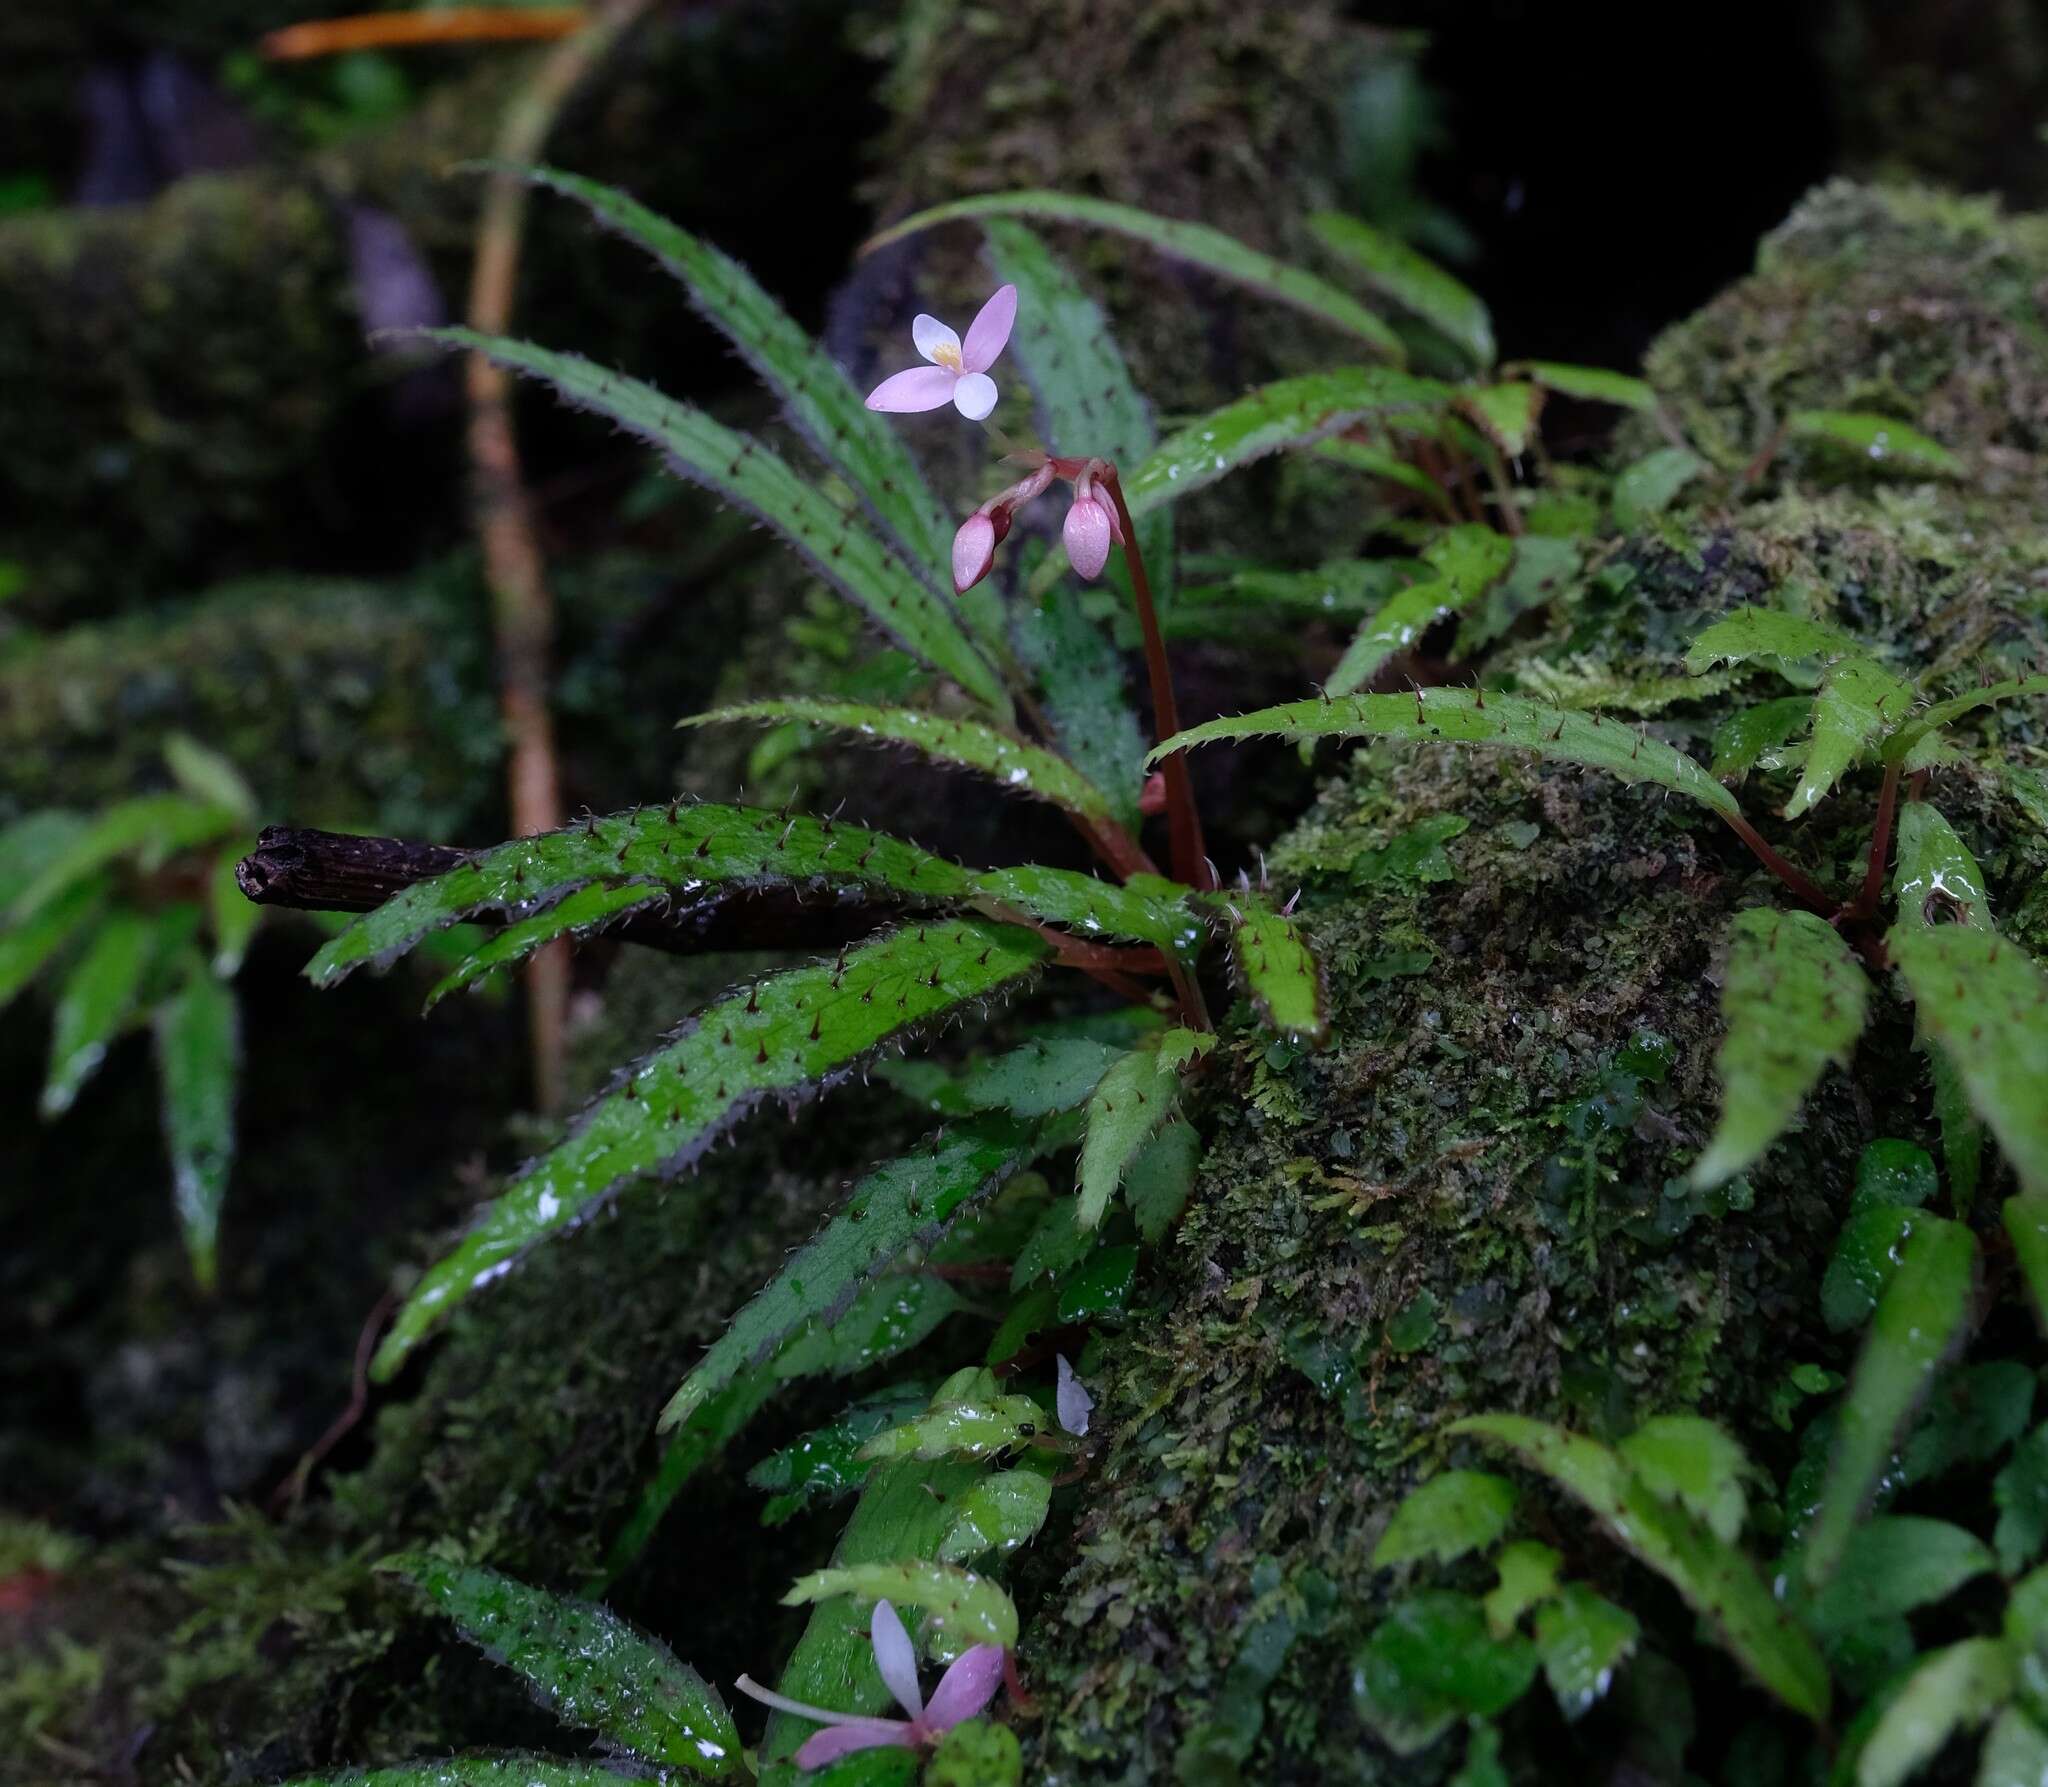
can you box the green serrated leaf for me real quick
[680,701,1115,822]
[524,166,952,583]
[1788,656,1915,817]
[428,329,1006,715]
[1011,583,1146,831]
[1152,687,1739,818]
[162,732,257,822]
[275,1764,648,1787]
[658,1121,1035,1432]
[1885,673,2048,765]
[858,1367,1044,1466]
[389,1553,738,1772]
[1612,447,1705,530]
[1351,1591,1538,1756]
[1855,1638,2011,1787]
[1692,908,1871,1189]
[1807,1517,1996,1638]
[748,1387,933,1523]
[1458,383,1540,458]
[1683,606,1862,676]
[1786,410,1962,479]
[1806,1215,1979,1588]
[1891,923,2048,1197]
[1327,525,1511,697]
[1308,211,1494,366]
[1124,368,1451,519]
[2006,1196,2048,1338]
[0,870,107,1011]
[1078,1037,1187,1228]
[1893,802,1992,929]
[1484,1542,1562,1636]
[1617,1415,1752,1543]
[8,794,241,923]
[866,192,1407,357]
[1453,1415,1830,1719]
[373,921,1048,1378]
[783,1559,1017,1661]
[1711,697,1814,780]
[1510,361,1656,412]
[428,882,659,1007]
[960,1038,1120,1117]
[1123,1120,1200,1243]
[1374,1471,1518,1568]
[935,1468,1053,1564]
[41,910,155,1117]
[1534,1584,1639,1721]
[155,967,238,1290]
[1204,893,1327,1044]
[971,863,1198,954]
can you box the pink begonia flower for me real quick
[1060,463,1125,582]
[866,285,1018,421]
[735,1598,1006,1770]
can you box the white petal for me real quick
[911,313,962,366]
[1056,1355,1094,1436]
[869,1600,925,1721]
[951,372,998,421]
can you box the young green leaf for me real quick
[1892,801,1992,928]
[658,1120,1036,1433]
[1616,1416,1751,1544]
[1351,1591,1537,1755]
[1683,607,1861,676]
[1508,361,1656,412]
[1787,655,1915,817]
[388,1553,739,1772]
[857,1369,1044,1466]
[1078,1036,1187,1228]
[155,966,238,1290]
[1452,1416,1830,1719]
[1151,687,1740,820]
[0,871,107,1010]
[1123,1119,1201,1243]
[1883,673,2048,765]
[1534,1585,1639,1722]
[1611,447,1705,530]
[865,191,1407,357]
[1852,1638,2011,1787]
[749,1387,935,1525]
[1484,1542,1562,1637]
[1804,1215,1979,1588]
[1373,1471,1518,1568]
[426,881,663,1006]
[1327,525,1511,695]
[371,920,1049,1378]
[41,909,154,1117]
[1805,1517,1996,1637]
[1890,923,2048,1196]
[523,165,952,582]
[783,1559,1018,1660]
[1308,211,1495,366]
[1710,696,1814,780]
[1785,410,1963,479]
[1691,908,1871,1189]
[935,1467,1053,1564]
[1011,581,1147,832]
[1457,383,1540,458]
[207,847,260,978]
[971,863,1199,954]
[277,1765,649,1787]
[428,329,1006,715]
[1124,368,1451,519]
[8,794,241,923]
[679,701,1116,822]
[2005,1195,2048,1337]
[1205,892,1328,1044]
[163,732,257,822]
[959,1038,1121,1117]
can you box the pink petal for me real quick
[953,512,997,594]
[794,1722,917,1769]
[866,366,958,412]
[1062,497,1113,580]
[911,313,962,366]
[870,1600,925,1721]
[951,373,999,421]
[923,1645,1006,1732]
[961,284,1018,374]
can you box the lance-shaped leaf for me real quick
[1683,607,1862,675]
[1150,688,1740,819]
[279,1765,650,1787]
[784,1559,1018,1660]
[1373,1471,1519,1568]
[1883,672,2048,764]
[155,966,238,1289]
[1178,558,1422,628]
[429,329,1006,715]
[1710,697,1814,780]
[1890,923,2048,1197]
[1308,212,1494,366]
[1612,446,1706,529]
[427,882,665,1007]
[1078,1034,1189,1228]
[388,1554,739,1773]
[1691,908,1871,1189]
[1458,384,1541,458]
[41,909,155,1117]
[1893,802,1992,930]
[524,165,951,581]
[1785,410,1963,479]
[972,863,1199,955]
[1452,1416,1830,1720]
[858,1368,1044,1465]
[1012,581,1147,831]
[207,847,260,978]
[1204,892,1327,1044]
[1312,439,1453,513]
[1788,656,1915,817]
[162,732,257,822]
[8,794,241,923]
[865,191,1405,357]
[0,871,107,1010]
[2006,1196,2048,1338]
[371,920,1049,1377]
[1328,525,1511,696]
[1507,361,1656,412]
[679,701,1116,822]
[1853,1638,2012,1787]
[658,1120,1036,1433]
[1804,1215,1980,1588]
[1124,367,1452,519]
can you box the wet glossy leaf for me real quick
[389,1554,739,1772]
[41,909,154,1117]
[1373,1471,1518,1568]
[1054,1243,1138,1323]
[525,166,952,583]
[783,1559,1018,1660]
[1612,447,1705,530]
[1853,1138,1940,1213]
[1785,410,1963,479]
[858,1367,1045,1466]
[1788,655,1915,817]
[961,1038,1120,1119]
[1617,1416,1751,1543]
[1822,1205,1922,1331]
[1692,908,1871,1189]
[1351,1591,1538,1755]
[163,733,257,822]
[971,863,1198,955]
[429,329,1006,714]
[155,967,238,1290]
[1854,1638,2011,1787]
[1453,1416,1830,1718]
[0,870,107,1011]
[1457,383,1540,458]
[1484,1542,1561,1636]
[866,192,1407,356]
[1807,1517,1996,1638]
[1152,687,1740,819]
[1710,696,1814,780]
[1205,892,1327,1044]
[1308,212,1493,365]
[1979,1708,2048,1787]
[680,702,1115,822]
[2006,1196,2048,1337]
[1124,368,1452,520]
[427,882,662,1007]
[748,1386,932,1524]
[1684,607,1862,675]
[1806,1215,1979,1588]
[280,1764,652,1787]
[373,921,1049,1378]
[935,1468,1053,1564]
[1327,524,1511,697]
[1885,673,2048,764]
[1893,803,1991,930]
[1535,1585,1638,1721]
[1078,1038,1186,1228]
[1996,1427,2048,1575]
[1890,923,2048,1196]
[659,1121,1036,1432]
[1123,1120,1201,1243]
[1511,361,1656,412]
[8,794,242,923]
[1009,1197,1090,1290]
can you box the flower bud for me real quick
[952,511,997,594]
[1062,495,1114,581]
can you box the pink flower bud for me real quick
[952,511,997,594]
[1139,770,1167,815]
[1062,495,1114,581]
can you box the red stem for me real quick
[1854,759,1903,920]
[1716,808,1835,918]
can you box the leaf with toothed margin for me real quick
[0,871,108,1012]
[155,964,238,1291]
[519,165,952,583]
[1508,361,1656,412]
[276,1764,653,1787]
[783,1558,1018,1660]
[370,920,1049,1378]
[1457,383,1541,458]
[1786,655,1915,817]
[1202,892,1328,1045]
[1883,673,2048,764]
[1452,1415,1830,1720]
[1327,525,1511,696]
[386,1553,740,1773]
[1710,696,1813,780]
[8,793,243,923]
[1682,607,1862,675]
[423,328,1007,716]
[1012,581,1147,832]
[971,863,1199,956]
[42,909,155,1118]
[1890,922,2048,1198]
[1784,410,1962,479]
[657,1119,1036,1433]
[1150,688,1739,819]
[428,881,664,1007]
[1308,211,1494,367]
[678,700,1116,821]
[864,191,1406,357]
[1690,908,1871,1190]
[1078,1034,1187,1229]
[1893,802,1992,930]
[1124,367,1453,520]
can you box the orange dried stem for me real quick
[262,9,588,61]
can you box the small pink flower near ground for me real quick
[866,285,1018,421]
[735,1598,1006,1770]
